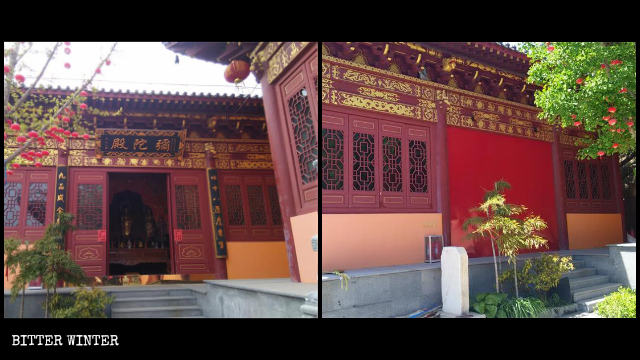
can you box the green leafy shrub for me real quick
[499,254,574,298]
[472,292,509,318]
[50,288,114,318]
[501,297,546,318]
[596,287,636,318]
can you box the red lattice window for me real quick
[409,140,428,193]
[322,109,434,212]
[225,185,245,226]
[383,136,402,192]
[267,185,282,225]
[26,183,48,227]
[601,165,612,200]
[564,160,576,199]
[288,87,318,185]
[175,185,201,230]
[589,164,600,199]
[322,128,344,191]
[219,171,283,242]
[77,184,103,230]
[562,149,617,213]
[353,132,375,191]
[4,182,22,228]
[247,185,267,226]
[577,162,588,199]
[4,169,55,241]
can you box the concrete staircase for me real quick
[110,288,204,318]
[562,259,622,313]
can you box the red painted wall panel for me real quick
[447,126,558,258]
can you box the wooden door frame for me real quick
[104,168,173,275]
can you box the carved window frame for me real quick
[561,147,617,213]
[218,170,284,242]
[3,168,55,242]
[277,50,318,215]
[322,107,435,213]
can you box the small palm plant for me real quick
[463,180,549,297]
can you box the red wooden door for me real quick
[68,169,108,277]
[169,170,214,274]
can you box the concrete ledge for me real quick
[203,278,313,299]
[200,280,310,318]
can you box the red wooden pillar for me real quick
[435,101,451,246]
[261,81,301,281]
[551,127,569,250]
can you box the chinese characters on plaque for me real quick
[95,129,186,158]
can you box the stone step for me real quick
[576,296,608,313]
[111,296,197,310]
[568,275,609,290]
[571,259,585,268]
[109,289,193,299]
[572,283,622,303]
[562,267,596,279]
[111,305,203,318]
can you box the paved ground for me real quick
[205,278,317,298]
[560,311,602,318]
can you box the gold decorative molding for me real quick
[560,133,592,147]
[267,42,310,84]
[323,55,541,112]
[447,105,553,142]
[357,86,399,102]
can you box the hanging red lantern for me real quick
[224,60,250,84]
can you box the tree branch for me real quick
[4,43,118,168]
[4,42,61,118]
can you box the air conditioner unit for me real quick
[425,235,443,263]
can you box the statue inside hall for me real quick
[144,206,159,248]
[120,207,134,249]
[110,191,146,249]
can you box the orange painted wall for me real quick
[225,241,290,279]
[567,213,623,249]
[290,211,318,283]
[322,213,442,272]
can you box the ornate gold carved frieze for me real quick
[334,65,417,96]
[322,62,330,78]
[324,55,540,112]
[560,133,592,147]
[357,86,399,102]
[230,160,273,169]
[447,105,553,142]
[4,148,58,166]
[69,154,207,168]
[228,143,271,153]
[267,42,310,84]
[335,90,419,118]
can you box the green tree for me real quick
[463,180,549,297]
[521,42,636,160]
[4,213,87,318]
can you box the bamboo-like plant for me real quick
[463,180,549,297]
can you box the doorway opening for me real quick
[108,172,171,275]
